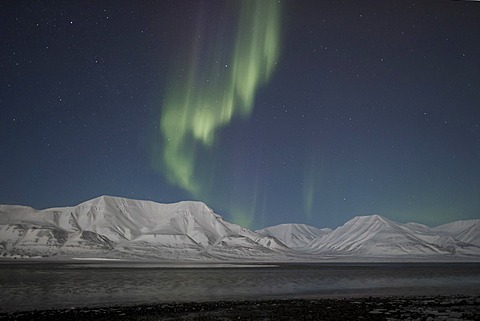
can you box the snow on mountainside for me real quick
[302,215,479,258]
[0,197,479,261]
[433,220,480,246]
[256,224,331,248]
[0,196,288,260]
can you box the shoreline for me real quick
[2,258,480,264]
[1,295,479,321]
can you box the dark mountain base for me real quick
[2,295,480,321]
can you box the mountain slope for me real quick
[0,196,288,260]
[302,215,479,257]
[433,220,480,246]
[256,224,331,249]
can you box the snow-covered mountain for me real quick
[256,224,331,249]
[433,219,480,246]
[0,196,288,261]
[0,197,479,261]
[301,214,479,258]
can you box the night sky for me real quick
[1,1,479,229]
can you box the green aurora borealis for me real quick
[154,1,281,227]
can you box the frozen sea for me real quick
[1,262,479,312]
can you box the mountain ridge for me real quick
[0,195,289,261]
[0,196,479,261]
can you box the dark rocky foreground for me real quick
[1,295,480,321]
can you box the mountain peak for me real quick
[0,196,287,260]
[256,223,328,248]
[81,195,210,208]
[347,214,392,226]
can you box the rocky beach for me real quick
[2,295,480,321]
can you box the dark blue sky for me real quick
[1,1,479,229]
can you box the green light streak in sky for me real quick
[154,1,281,226]
[303,174,315,219]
